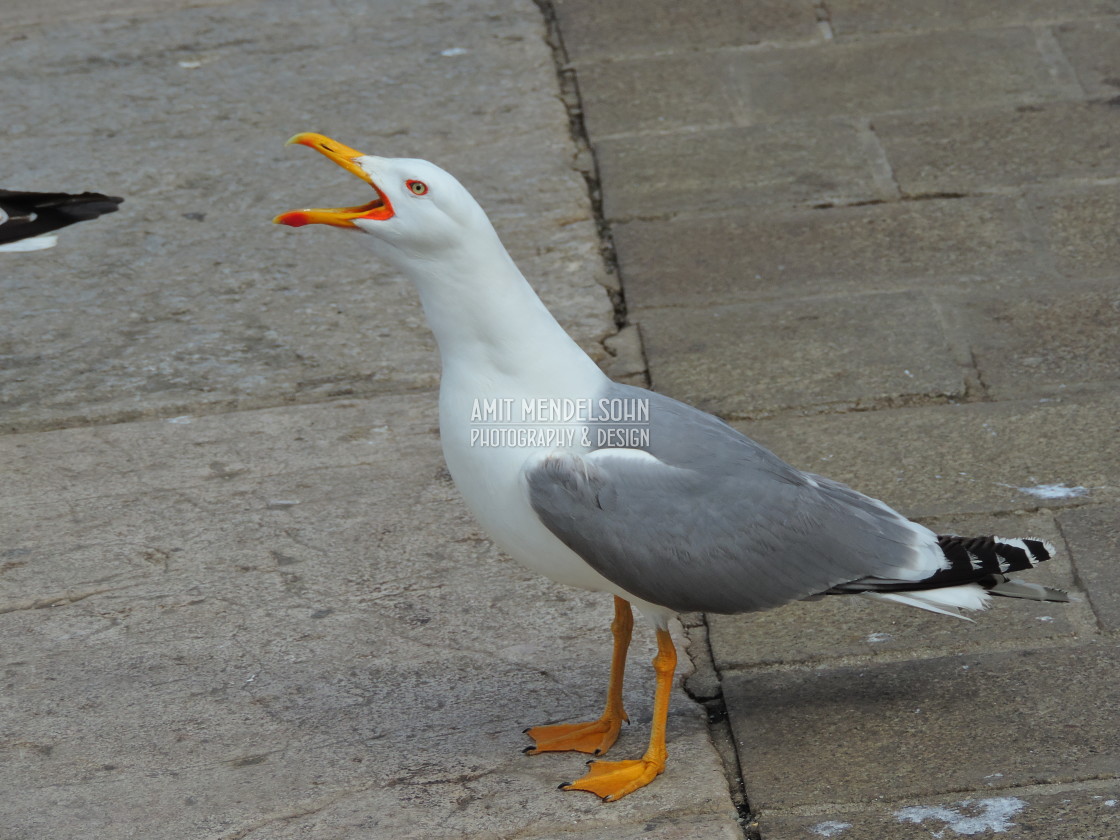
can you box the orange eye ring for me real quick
[407,180,429,196]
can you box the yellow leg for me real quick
[561,626,676,801]
[525,596,633,756]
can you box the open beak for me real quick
[273,133,394,228]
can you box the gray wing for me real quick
[525,384,939,614]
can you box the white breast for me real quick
[438,379,620,594]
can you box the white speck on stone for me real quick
[178,60,203,68]
[895,797,1026,835]
[1015,483,1089,499]
[1037,616,1054,622]
[811,821,852,837]
[440,47,468,56]
[866,632,892,644]
[1105,800,1117,807]
[904,369,914,377]
[167,415,192,424]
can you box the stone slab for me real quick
[0,0,243,29]
[595,121,885,220]
[1053,18,1120,99]
[244,804,747,840]
[759,782,1120,840]
[612,197,1039,311]
[708,511,1094,670]
[0,0,613,433]
[578,28,1075,138]
[552,0,821,63]
[736,393,1120,517]
[1038,185,1120,278]
[874,100,1120,195]
[828,0,1120,38]
[723,642,1120,810]
[0,398,740,839]
[638,291,963,417]
[933,277,1120,400]
[1059,505,1120,633]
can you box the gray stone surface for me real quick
[639,291,963,417]
[724,642,1120,811]
[0,0,612,433]
[874,100,1120,195]
[612,197,1039,311]
[737,393,1120,516]
[1060,505,1120,632]
[1041,186,1120,278]
[578,28,1078,138]
[1053,18,1120,98]
[1,400,735,839]
[828,0,1120,37]
[937,278,1120,400]
[596,122,886,221]
[759,783,1120,840]
[551,0,821,62]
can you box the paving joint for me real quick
[1031,25,1087,97]
[532,0,628,323]
[682,615,757,837]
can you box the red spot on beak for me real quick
[274,211,310,227]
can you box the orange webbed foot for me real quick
[560,756,664,801]
[524,714,626,756]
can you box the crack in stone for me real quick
[214,784,384,840]
[0,585,118,614]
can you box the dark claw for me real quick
[522,745,535,754]
[558,782,571,790]
[593,748,602,755]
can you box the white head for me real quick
[274,133,493,267]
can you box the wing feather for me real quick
[524,386,940,614]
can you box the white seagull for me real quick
[275,133,1069,801]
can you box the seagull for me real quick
[0,189,122,252]
[275,133,1070,801]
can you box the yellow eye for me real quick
[407,180,429,196]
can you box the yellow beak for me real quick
[273,132,393,228]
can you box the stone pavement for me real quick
[546,1,1120,837]
[2,2,1117,839]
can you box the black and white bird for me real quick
[0,189,122,252]
[275,133,1070,801]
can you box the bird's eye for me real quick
[407,180,429,196]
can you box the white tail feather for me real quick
[862,584,992,620]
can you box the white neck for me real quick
[382,222,606,396]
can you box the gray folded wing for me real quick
[524,385,940,615]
